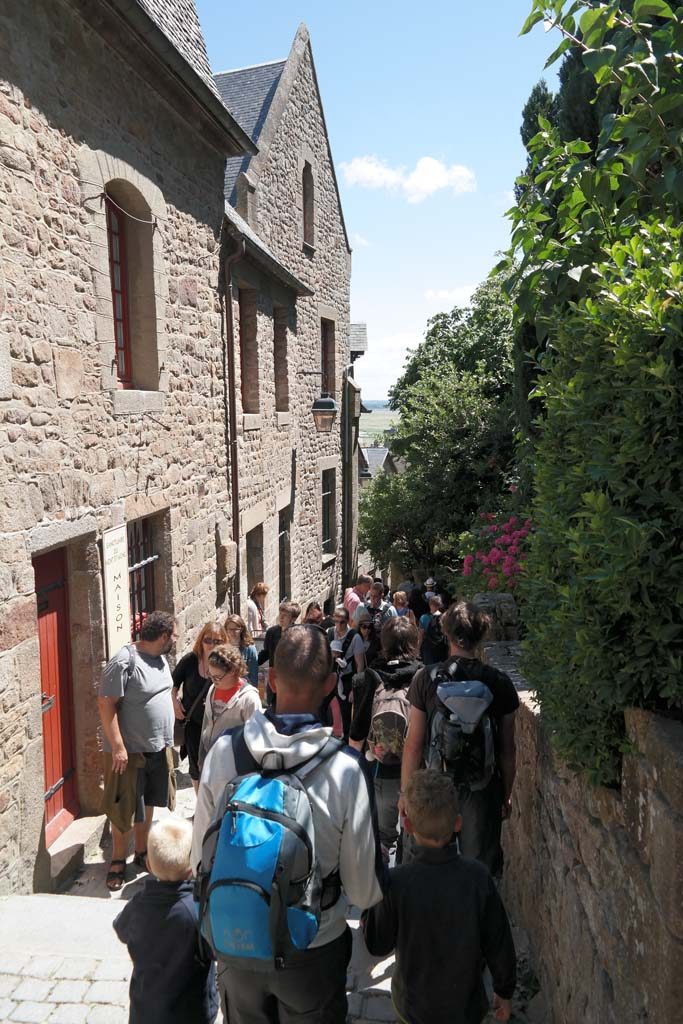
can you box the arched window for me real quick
[105,197,132,386]
[302,162,314,249]
[104,181,159,390]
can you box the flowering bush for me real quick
[459,513,531,593]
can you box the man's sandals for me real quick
[106,859,126,892]
[106,850,147,891]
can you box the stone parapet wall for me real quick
[490,644,683,1024]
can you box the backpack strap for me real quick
[125,644,136,687]
[292,736,343,782]
[231,727,260,776]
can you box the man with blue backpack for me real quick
[191,624,384,1023]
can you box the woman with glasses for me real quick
[172,621,227,792]
[198,645,262,770]
[223,614,259,686]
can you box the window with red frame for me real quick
[105,196,133,387]
[127,518,158,640]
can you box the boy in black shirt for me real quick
[363,770,515,1024]
[114,817,218,1024]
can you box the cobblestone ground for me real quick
[0,762,541,1023]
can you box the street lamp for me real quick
[311,394,338,433]
[299,370,338,432]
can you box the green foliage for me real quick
[362,277,517,576]
[507,1,683,784]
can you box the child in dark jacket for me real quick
[114,817,218,1024]
[362,770,516,1024]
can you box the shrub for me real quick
[504,2,683,784]
[459,513,532,595]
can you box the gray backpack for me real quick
[425,662,495,791]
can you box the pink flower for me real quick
[498,534,512,546]
[509,516,519,525]
[487,576,498,590]
[509,485,518,494]
[502,564,513,577]
[488,547,502,564]
[509,545,520,557]
[463,564,472,577]
[475,551,486,561]
[463,554,474,567]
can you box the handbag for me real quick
[174,678,212,749]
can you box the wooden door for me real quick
[34,549,79,846]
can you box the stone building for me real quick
[213,23,362,620]
[0,2,363,894]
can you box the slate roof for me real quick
[362,447,397,477]
[136,0,221,99]
[224,204,312,297]
[350,323,368,355]
[214,61,287,203]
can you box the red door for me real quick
[34,549,79,846]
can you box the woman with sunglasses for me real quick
[198,644,262,769]
[171,621,227,791]
[223,613,259,686]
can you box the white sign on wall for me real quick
[102,525,130,657]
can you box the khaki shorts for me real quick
[101,749,171,832]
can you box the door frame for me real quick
[34,547,79,847]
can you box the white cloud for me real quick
[341,155,476,204]
[351,231,371,248]
[352,331,416,401]
[424,284,476,311]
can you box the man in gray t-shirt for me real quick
[98,611,177,891]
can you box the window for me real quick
[302,162,314,248]
[321,469,336,556]
[273,307,289,413]
[321,318,336,397]
[239,289,260,414]
[104,181,159,391]
[127,518,159,639]
[106,197,132,387]
[245,524,264,596]
[278,508,291,602]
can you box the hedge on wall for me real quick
[504,1,683,784]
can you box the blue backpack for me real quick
[195,728,342,972]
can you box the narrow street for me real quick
[0,761,540,1023]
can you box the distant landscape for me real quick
[359,400,397,446]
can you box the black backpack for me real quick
[425,613,448,660]
[425,661,495,791]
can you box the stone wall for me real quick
[232,27,351,620]
[495,654,683,1024]
[0,0,231,892]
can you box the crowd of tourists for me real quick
[98,573,520,1024]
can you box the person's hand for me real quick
[172,691,185,721]
[493,994,512,1021]
[501,795,513,820]
[112,745,128,775]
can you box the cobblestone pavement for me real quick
[0,764,540,1023]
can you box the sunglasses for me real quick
[359,623,372,630]
[203,637,222,645]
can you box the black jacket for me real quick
[362,843,516,1024]
[114,877,218,1024]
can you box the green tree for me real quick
[362,276,517,577]
[504,0,683,784]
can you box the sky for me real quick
[197,1,559,400]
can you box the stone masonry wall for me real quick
[0,0,232,892]
[233,33,351,620]
[493,651,683,1024]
